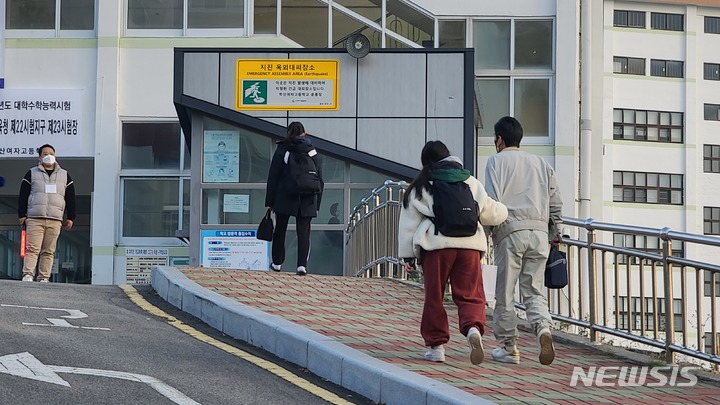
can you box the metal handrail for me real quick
[346,182,720,370]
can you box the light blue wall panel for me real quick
[426,53,464,118]
[357,119,425,169]
[357,54,426,118]
[184,53,220,104]
[427,119,464,161]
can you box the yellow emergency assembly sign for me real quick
[236,59,339,111]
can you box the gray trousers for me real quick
[493,229,552,347]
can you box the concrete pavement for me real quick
[151,266,720,405]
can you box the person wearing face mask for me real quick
[484,116,563,366]
[17,144,76,283]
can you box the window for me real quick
[127,0,244,31]
[706,16,720,34]
[439,20,466,48]
[704,145,720,173]
[120,123,190,239]
[613,57,645,75]
[705,332,720,355]
[704,207,720,236]
[614,10,646,28]
[254,0,277,34]
[651,59,684,78]
[473,19,554,139]
[616,296,683,332]
[6,0,95,32]
[706,104,720,121]
[651,12,684,31]
[705,63,720,81]
[613,234,685,265]
[704,270,720,297]
[613,109,683,143]
[613,171,683,205]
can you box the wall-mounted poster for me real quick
[235,59,339,111]
[0,89,87,157]
[223,194,249,213]
[203,130,240,183]
[200,230,269,271]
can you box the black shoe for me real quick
[270,263,281,272]
[296,267,307,276]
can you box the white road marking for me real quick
[0,352,200,405]
[1,304,110,330]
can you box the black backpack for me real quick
[285,149,322,195]
[431,180,479,237]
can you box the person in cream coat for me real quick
[398,140,507,365]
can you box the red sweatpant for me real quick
[420,248,486,347]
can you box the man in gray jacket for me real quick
[484,117,563,366]
[18,144,76,283]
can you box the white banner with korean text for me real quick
[0,89,86,158]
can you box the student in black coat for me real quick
[265,122,324,275]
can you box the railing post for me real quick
[661,227,675,364]
[587,226,599,343]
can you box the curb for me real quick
[151,266,495,405]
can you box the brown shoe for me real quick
[537,329,555,365]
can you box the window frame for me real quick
[650,59,684,78]
[5,0,97,38]
[704,144,720,173]
[613,10,646,28]
[613,56,646,75]
[472,17,556,145]
[612,233,685,265]
[613,170,684,205]
[615,296,683,332]
[650,12,684,31]
[704,207,720,236]
[613,108,683,143]
[124,0,249,37]
[705,104,720,121]
[119,120,191,245]
[705,16,720,34]
[705,63,720,81]
[704,270,720,297]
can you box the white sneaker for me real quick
[424,345,445,362]
[296,266,307,276]
[22,275,33,282]
[537,327,555,365]
[39,279,49,283]
[467,327,484,365]
[491,346,520,364]
[270,263,281,272]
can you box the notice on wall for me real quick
[125,248,169,284]
[235,59,339,110]
[223,194,249,213]
[201,230,269,271]
[203,130,240,183]
[0,89,87,157]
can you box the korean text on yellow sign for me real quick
[236,59,339,111]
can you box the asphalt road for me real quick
[0,280,370,405]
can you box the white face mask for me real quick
[42,155,56,165]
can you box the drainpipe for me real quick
[579,0,593,328]
[0,0,5,89]
[579,0,592,221]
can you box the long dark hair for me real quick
[286,121,305,141]
[402,140,450,208]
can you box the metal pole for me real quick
[587,227,598,343]
[661,227,675,364]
